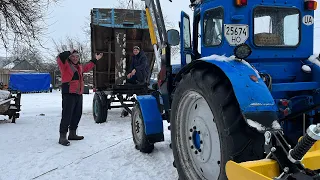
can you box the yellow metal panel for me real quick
[309,141,320,152]
[240,159,280,178]
[225,138,320,180]
[226,161,273,180]
[299,138,320,170]
[302,150,320,170]
[145,8,157,45]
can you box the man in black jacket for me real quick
[126,46,149,84]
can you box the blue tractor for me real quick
[131,0,320,179]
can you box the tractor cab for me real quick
[166,0,320,144]
[168,0,317,65]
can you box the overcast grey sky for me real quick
[1,0,319,58]
[39,0,192,57]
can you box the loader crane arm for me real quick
[142,0,177,111]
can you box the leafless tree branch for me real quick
[52,36,91,64]
[0,0,59,50]
[8,45,44,71]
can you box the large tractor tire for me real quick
[170,67,265,180]
[93,92,108,123]
[131,103,154,153]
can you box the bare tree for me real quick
[0,0,59,50]
[8,45,44,70]
[82,16,91,39]
[52,36,91,63]
[113,0,145,10]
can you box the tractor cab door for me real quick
[180,11,193,67]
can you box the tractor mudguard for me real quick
[174,57,281,132]
[136,95,164,137]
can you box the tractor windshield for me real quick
[253,6,300,47]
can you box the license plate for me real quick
[224,24,249,46]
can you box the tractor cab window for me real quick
[254,6,300,47]
[183,16,191,48]
[203,7,223,46]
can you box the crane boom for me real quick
[142,0,171,73]
[142,0,174,110]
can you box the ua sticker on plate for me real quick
[303,15,314,26]
[224,24,249,46]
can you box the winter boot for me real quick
[68,130,84,140]
[120,109,129,117]
[59,132,70,146]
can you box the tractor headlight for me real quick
[234,43,252,60]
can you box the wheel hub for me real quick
[176,91,221,180]
[134,113,143,142]
[192,129,201,150]
[188,116,214,164]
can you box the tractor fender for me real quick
[135,95,164,137]
[174,58,281,132]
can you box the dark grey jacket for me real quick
[129,51,149,82]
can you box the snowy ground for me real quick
[0,90,178,180]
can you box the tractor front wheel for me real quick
[131,103,154,153]
[170,67,265,180]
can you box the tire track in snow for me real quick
[31,137,132,179]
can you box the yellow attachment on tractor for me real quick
[226,139,320,180]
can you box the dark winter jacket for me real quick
[57,51,97,95]
[129,51,149,82]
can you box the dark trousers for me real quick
[59,93,83,133]
[127,75,138,84]
[135,70,147,83]
[127,73,146,84]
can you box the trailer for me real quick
[0,89,21,123]
[90,8,156,123]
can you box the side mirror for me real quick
[167,29,180,46]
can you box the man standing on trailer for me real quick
[56,49,103,146]
[126,46,149,84]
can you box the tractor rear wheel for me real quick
[170,67,265,180]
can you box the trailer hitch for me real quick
[264,124,320,179]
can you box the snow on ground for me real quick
[0,90,178,180]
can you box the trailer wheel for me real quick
[170,67,265,180]
[131,103,154,153]
[93,92,108,123]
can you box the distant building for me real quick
[13,60,36,71]
[3,59,37,71]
